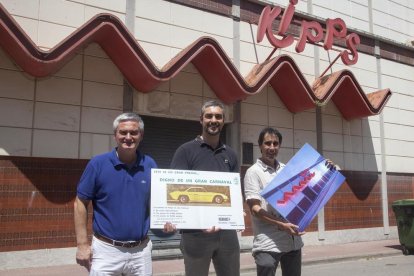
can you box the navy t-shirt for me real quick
[170,137,239,173]
[170,137,239,233]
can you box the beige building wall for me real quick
[237,0,414,173]
[0,0,413,173]
[0,0,234,160]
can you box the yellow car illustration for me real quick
[169,187,229,204]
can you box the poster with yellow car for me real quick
[150,169,245,230]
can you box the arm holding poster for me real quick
[246,197,305,236]
[246,156,337,236]
[260,143,345,232]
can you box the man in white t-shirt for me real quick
[244,127,304,276]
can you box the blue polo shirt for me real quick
[77,148,157,241]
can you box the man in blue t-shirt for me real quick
[74,113,157,276]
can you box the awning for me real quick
[0,4,391,120]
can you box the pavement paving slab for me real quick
[0,239,403,276]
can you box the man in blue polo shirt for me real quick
[74,113,157,276]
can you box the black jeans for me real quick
[254,249,302,276]
[180,230,240,276]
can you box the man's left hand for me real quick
[279,222,305,236]
[203,226,221,233]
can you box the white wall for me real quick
[0,0,234,159]
[260,0,414,44]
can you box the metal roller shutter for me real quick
[140,115,227,168]
[140,116,200,169]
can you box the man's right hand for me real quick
[163,222,177,233]
[76,244,92,271]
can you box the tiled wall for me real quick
[325,171,383,230]
[0,156,90,252]
[238,86,401,172]
[0,0,127,46]
[261,0,414,44]
[0,41,233,159]
[325,171,414,230]
[0,44,123,159]
[2,158,411,252]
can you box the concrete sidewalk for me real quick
[0,239,403,276]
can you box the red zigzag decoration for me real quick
[0,4,391,120]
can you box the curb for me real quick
[153,250,403,276]
[302,251,402,267]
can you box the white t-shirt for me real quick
[244,158,304,253]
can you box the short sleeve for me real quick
[77,161,98,200]
[147,155,158,169]
[243,166,262,201]
[170,145,189,170]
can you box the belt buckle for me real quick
[121,240,140,248]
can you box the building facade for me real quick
[0,0,413,268]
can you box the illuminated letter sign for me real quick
[257,0,360,65]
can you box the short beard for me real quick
[205,124,221,136]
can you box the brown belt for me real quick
[94,233,148,248]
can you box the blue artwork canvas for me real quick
[260,143,346,232]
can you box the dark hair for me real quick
[258,127,282,145]
[200,100,225,118]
